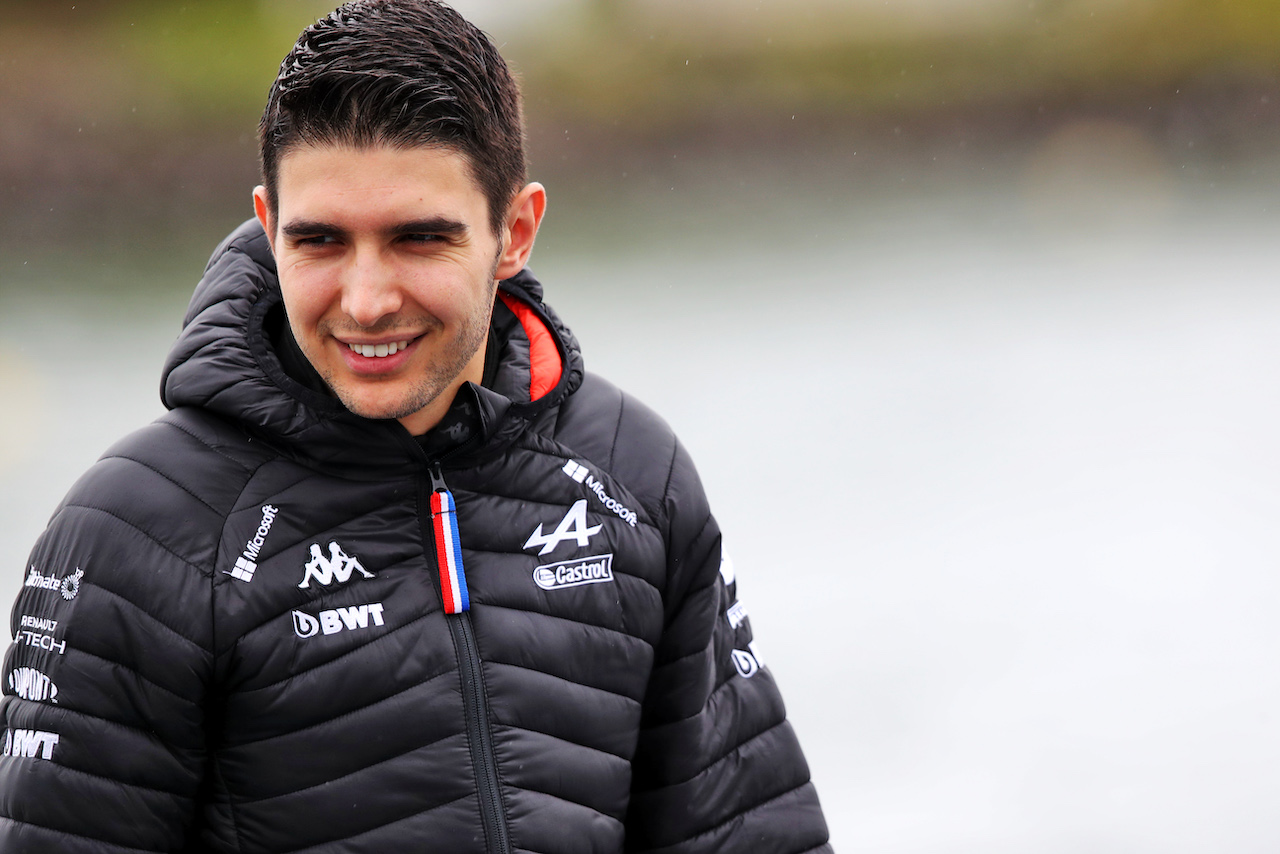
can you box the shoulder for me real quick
[546,370,708,528]
[44,408,272,576]
[14,408,271,658]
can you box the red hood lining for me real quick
[497,291,561,403]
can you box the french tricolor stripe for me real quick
[431,490,469,613]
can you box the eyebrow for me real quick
[280,217,471,239]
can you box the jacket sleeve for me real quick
[0,422,219,853]
[624,438,832,853]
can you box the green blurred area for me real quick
[1,0,1277,277]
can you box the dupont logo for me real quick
[292,603,386,639]
[227,505,280,583]
[9,667,58,704]
[534,553,614,591]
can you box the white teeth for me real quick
[349,340,411,358]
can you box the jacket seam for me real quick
[498,721,637,764]
[208,449,261,853]
[20,698,203,756]
[651,570,719,666]
[451,483,662,533]
[479,600,658,645]
[273,792,472,854]
[99,453,226,517]
[78,582,209,656]
[510,431,663,530]
[485,657,645,706]
[223,667,456,750]
[59,503,206,576]
[231,731,466,810]
[661,718,793,790]
[0,816,165,854]
[607,384,626,471]
[233,610,439,695]
[646,776,820,852]
[159,415,258,475]
[33,751,198,801]
[504,783,628,825]
[657,434,680,543]
[68,647,197,709]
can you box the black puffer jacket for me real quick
[0,220,831,853]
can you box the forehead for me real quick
[274,142,488,223]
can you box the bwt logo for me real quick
[3,728,59,761]
[533,554,615,591]
[292,603,386,639]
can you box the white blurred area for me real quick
[3,114,1280,853]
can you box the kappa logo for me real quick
[3,728,59,761]
[228,505,280,583]
[524,499,602,556]
[561,460,638,527]
[731,642,766,679]
[298,542,373,589]
[25,567,82,601]
[9,667,58,704]
[534,553,615,591]
[292,603,386,639]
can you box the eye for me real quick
[400,233,444,245]
[294,234,336,247]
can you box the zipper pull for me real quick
[429,464,470,614]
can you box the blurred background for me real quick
[3,0,1280,849]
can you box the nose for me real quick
[340,249,403,327]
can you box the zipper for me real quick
[425,463,512,854]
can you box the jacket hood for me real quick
[160,218,584,477]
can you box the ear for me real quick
[252,185,277,255]
[493,182,546,281]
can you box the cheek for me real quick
[279,270,335,326]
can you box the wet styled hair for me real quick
[259,0,526,235]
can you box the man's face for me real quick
[256,143,511,435]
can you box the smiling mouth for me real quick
[347,339,412,358]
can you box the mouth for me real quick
[346,339,413,359]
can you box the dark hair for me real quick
[259,0,526,235]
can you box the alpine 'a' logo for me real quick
[298,542,373,589]
[292,603,386,639]
[9,667,58,703]
[524,500,602,556]
[534,554,614,591]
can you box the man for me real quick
[0,1,831,851]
